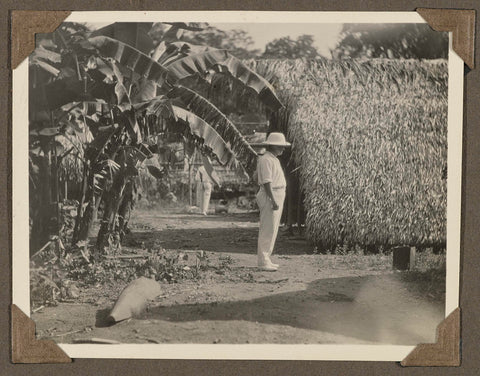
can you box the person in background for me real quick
[256,132,291,271]
[195,161,220,215]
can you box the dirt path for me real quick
[33,209,445,345]
[125,210,311,256]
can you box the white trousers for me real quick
[196,182,212,214]
[256,188,285,266]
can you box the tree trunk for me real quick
[30,154,53,252]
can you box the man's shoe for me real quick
[265,258,280,268]
[258,262,278,271]
[267,258,279,268]
[260,265,278,271]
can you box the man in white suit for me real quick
[256,132,291,271]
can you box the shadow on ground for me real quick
[95,308,114,328]
[127,226,310,255]
[177,213,259,223]
[140,274,444,345]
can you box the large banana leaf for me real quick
[93,159,121,195]
[110,61,131,105]
[52,102,108,136]
[172,105,234,166]
[157,42,210,66]
[30,45,62,78]
[131,78,157,103]
[31,60,60,77]
[165,49,283,111]
[161,23,203,43]
[168,86,258,174]
[133,95,176,121]
[88,36,282,111]
[88,36,176,89]
[115,108,142,144]
[135,97,240,168]
[31,45,61,64]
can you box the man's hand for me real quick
[263,182,279,210]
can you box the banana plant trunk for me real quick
[76,195,97,244]
[72,160,92,246]
[118,180,135,242]
[75,183,106,246]
[96,169,128,252]
[73,133,123,247]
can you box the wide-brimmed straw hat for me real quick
[263,132,291,147]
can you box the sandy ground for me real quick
[32,209,445,346]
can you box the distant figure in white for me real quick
[195,163,220,215]
[256,132,291,271]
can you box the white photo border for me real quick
[12,10,463,361]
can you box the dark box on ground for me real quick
[393,246,416,270]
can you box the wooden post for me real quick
[393,246,416,270]
[410,247,416,270]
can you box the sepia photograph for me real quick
[12,11,463,361]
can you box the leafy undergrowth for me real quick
[30,240,446,311]
[69,250,210,285]
[30,245,213,310]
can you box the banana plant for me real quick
[29,22,283,254]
